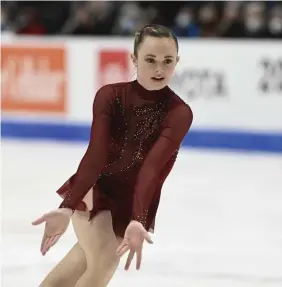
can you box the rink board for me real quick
[1,120,282,153]
[1,37,282,153]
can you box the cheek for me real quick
[136,62,176,76]
[137,62,152,74]
[164,64,176,74]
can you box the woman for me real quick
[32,24,193,287]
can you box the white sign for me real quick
[2,37,282,133]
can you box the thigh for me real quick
[40,242,86,287]
[72,210,120,267]
[82,187,94,211]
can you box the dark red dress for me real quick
[57,80,193,238]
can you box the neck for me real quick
[136,79,155,91]
[136,78,168,91]
[133,79,170,100]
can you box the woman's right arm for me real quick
[57,85,114,212]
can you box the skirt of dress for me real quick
[56,175,159,238]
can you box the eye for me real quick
[146,58,155,63]
[164,59,173,64]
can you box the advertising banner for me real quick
[1,45,67,114]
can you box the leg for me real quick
[40,188,122,287]
[39,188,94,287]
[39,242,87,287]
[72,210,121,287]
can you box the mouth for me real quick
[151,77,165,82]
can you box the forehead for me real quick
[138,36,177,57]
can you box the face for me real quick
[176,7,192,27]
[223,2,240,21]
[199,4,217,24]
[131,36,179,90]
[243,2,265,32]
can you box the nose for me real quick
[155,65,164,75]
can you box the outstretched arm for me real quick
[132,104,193,226]
[117,104,193,270]
[58,85,114,211]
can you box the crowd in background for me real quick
[1,1,282,39]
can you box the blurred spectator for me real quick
[267,3,282,38]
[1,1,281,39]
[88,1,117,35]
[173,5,200,37]
[1,3,15,33]
[15,6,46,35]
[112,2,147,35]
[198,3,220,37]
[61,1,117,35]
[61,3,97,35]
[218,1,244,38]
[242,2,268,38]
[144,5,165,26]
[1,6,9,31]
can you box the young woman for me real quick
[32,24,193,287]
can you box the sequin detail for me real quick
[133,101,168,152]
[58,181,75,213]
[99,96,169,178]
[101,97,128,173]
[134,209,149,226]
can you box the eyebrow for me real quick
[145,54,174,58]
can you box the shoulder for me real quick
[97,81,133,93]
[95,81,133,100]
[167,88,193,121]
[162,89,193,135]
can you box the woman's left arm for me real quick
[132,104,193,226]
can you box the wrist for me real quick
[61,208,74,216]
[130,220,143,227]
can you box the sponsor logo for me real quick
[1,45,66,114]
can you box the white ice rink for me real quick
[2,139,282,287]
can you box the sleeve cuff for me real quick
[132,208,149,227]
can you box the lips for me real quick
[151,77,164,81]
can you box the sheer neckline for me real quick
[132,80,170,100]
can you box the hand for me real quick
[116,220,153,271]
[32,208,72,256]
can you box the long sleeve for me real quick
[58,85,114,211]
[132,104,193,225]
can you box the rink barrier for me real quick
[1,37,282,153]
[2,120,282,153]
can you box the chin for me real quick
[150,78,167,89]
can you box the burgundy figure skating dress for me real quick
[57,80,193,238]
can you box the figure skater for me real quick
[32,24,193,287]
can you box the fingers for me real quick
[125,250,135,271]
[116,244,130,257]
[41,233,50,255]
[44,235,61,255]
[116,240,127,254]
[136,249,142,270]
[41,234,61,255]
[49,234,61,248]
[143,232,153,244]
[119,230,152,271]
[40,228,48,253]
[32,214,47,226]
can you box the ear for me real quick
[131,53,137,67]
[176,55,180,65]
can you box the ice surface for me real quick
[2,139,282,286]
